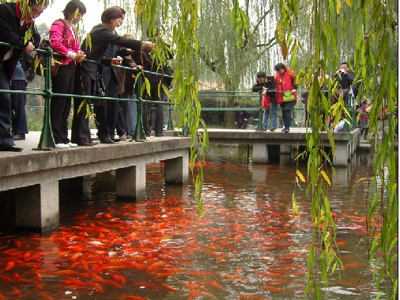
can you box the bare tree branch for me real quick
[252,4,274,34]
[255,37,277,49]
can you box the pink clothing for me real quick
[49,19,80,65]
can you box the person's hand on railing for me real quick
[25,42,35,54]
[75,51,86,64]
[111,56,123,65]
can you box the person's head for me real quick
[101,6,126,29]
[23,0,49,20]
[256,71,267,83]
[274,63,287,75]
[339,62,349,72]
[63,0,86,24]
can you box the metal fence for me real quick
[0,41,174,150]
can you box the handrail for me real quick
[0,41,174,148]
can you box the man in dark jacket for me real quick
[0,0,46,151]
[335,62,355,106]
[252,72,277,131]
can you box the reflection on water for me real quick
[0,148,383,300]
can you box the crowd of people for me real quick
[0,0,170,152]
[252,61,368,136]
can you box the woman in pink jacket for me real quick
[49,0,86,148]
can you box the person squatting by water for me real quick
[0,0,48,152]
[274,63,297,134]
[252,72,276,131]
[49,0,87,149]
[74,6,154,145]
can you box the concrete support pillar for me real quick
[333,166,352,186]
[333,143,350,166]
[280,144,292,155]
[165,151,189,184]
[116,164,146,200]
[15,180,59,233]
[252,144,268,164]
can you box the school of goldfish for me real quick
[0,162,376,299]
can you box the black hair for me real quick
[30,0,49,6]
[101,6,126,23]
[256,71,267,78]
[340,62,348,66]
[274,63,286,72]
[63,0,86,19]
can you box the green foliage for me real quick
[134,0,207,205]
[279,0,398,298]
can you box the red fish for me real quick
[111,273,127,285]
[5,260,16,272]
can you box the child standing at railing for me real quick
[358,99,369,140]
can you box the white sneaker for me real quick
[68,143,78,148]
[55,143,70,149]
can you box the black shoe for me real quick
[0,145,23,152]
[78,141,98,147]
[270,128,276,132]
[13,134,26,141]
[283,128,290,134]
[100,137,114,144]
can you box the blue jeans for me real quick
[281,102,295,129]
[263,103,278,129]
[263,109,270,129]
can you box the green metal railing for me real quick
[0,41,174,150]
[198,91,308,130]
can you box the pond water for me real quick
[0,147,385,300]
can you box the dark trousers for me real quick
[11,80,28,135]
[51,64,75,144]
[93,78,118,140]
[116,100,128,137]
[143,102,164,136]
[71,71,93,145]
[281,102,295,129]
[0,65,14,146]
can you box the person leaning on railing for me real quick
[74,6,154,145]
[0,0,48,152]
[114,42,139,140]
[49,0,87,149]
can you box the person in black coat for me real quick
[0,0,46,151]
[133,48,173,137]
[335,62,355,106]
[72,6,153,145]
[252,72,277,130]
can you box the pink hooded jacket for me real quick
[49,19,80,65]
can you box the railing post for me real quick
[37,47,55,150]
[133,75,146,142]
[167,103,174,131]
